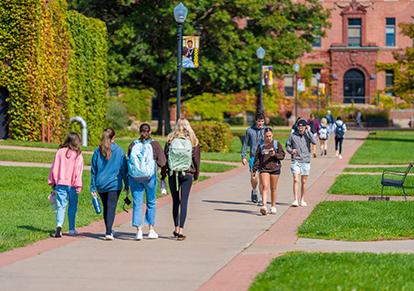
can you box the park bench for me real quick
[380,163,413,201]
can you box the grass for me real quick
[350,130,414,164]
[344,167,411,173]
[328,174,414,196]
[250,252,414,290]
[200,163,236,172]
[298,201,414,241]
[0,166,208,253]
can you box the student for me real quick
[333,116,347,160]
[252,128,286,215]
[48,132,84,238]
[128,123,166,241]
[241,112,266,204]
[325,110,335,133]
[286,119,317,207]
[90,128,129,241]
[318,117,329,156]
[307,113,320,158]
[291,117,302,134]
[161,119,200,241]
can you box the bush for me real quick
[106,100,128,131]
[228,116,244,126]
[269,116,287,126]
[192,121,233,152]
[364,110,389,127]
[115,87,153,122]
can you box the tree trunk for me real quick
[156,82,171,136]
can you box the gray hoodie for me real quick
[286,131,317,163]
[241,125,265,159]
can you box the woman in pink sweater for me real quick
[48,133,84,238]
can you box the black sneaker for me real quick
[251,190,258,203]
[54,226,62,238]
[324,150,327,155]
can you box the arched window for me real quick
[343,69,365,104]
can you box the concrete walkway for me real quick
[1,130,412,291]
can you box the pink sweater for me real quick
[48,148,84,193]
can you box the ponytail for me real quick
[99,128,115,160]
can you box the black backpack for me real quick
[335,123,345,138]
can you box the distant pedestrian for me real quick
[307,113,320,158]
[325,110,335,133]
[333,117,347,160]
[252,128,286,215]
[356,111,363,128]
[48,132,84,238]
[241,112,265,205]
[318,118,329,156]
[90,128,129,241]
[161,119,200,241]
[128,123,166,241]
[286,119,317,207]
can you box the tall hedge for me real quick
[67,11,108,145]
[0,0,108,145]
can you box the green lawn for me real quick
[298,201,414,241]
[0,166,208,253]
[250,252,414,290]
[344,167,411,173]
[350,130,414,164]
[328,174,414,196]
[200,163,236,172]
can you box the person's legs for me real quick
[290,162,300,206]
[98,192,109,233]
[67,186,78,231]
[131,179,144,229]
[335,136,339,156]
[249,157,259,203]
[55,185,68,228]
[105,191,120,236]
[178,174,193,229]
[338,137,344,159]
[269,174,280,208]
[299,162,310,206]
[144,174,157,230]
[259,172,269,214]
[168,174,181,230]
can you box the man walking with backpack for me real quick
[241,112,266,204]
[333,116,347,159]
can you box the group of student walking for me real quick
[48,119,200,241]
[242,112,347,215]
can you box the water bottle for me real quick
[92,195,101,214]
[160,179,167,195]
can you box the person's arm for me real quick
[121,151,129,192]
[74,153,84,194]
[90,150,98,193]
[193,145,201,181]
[275,142,286,160]
[286,135,293,154]
[307,130,318,145]
[343,123,347,133]
[160,143,169,180]
[241,129,250,159]
[252,147,261,173]
[48,151,59,188]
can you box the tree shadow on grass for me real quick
[17,225,52,234]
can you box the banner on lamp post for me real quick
[182,36,200,68]
[262,65,273,87]
[297,78,306,92]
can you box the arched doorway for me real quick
[343,69,365,104]
[0,87,9,139]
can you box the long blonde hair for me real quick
[167,118,199,147]
[320,117,328,127]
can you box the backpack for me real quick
[335,123,345,138]
[168,138,193,175]
[319,126,328,140]
[128,139,156,180]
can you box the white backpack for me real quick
[128,139,156,180]
[319,126,328,140]
[168,138,193,175]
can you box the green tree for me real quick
[69,0,330,134]
[394,23,414,103]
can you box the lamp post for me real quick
[315,72,321,114]
[173,2,188,121]
[256,47,265,114]
[293,63,300,119]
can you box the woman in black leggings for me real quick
[161,119,200,241]
[333,116,347,160]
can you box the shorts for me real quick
[290,161,311,176]
[249,157,255,172]
[260,169,281,176]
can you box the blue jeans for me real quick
[130,174,157,227]
[55,185,78,230]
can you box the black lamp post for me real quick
[256,47,265,114]
[293,63,300,119]
[315,72,321,114]
[173,2,188,121]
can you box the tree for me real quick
[69,0,330,134]
[394,23,414,103]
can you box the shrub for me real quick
[228,116,244,126]
[269,116,287,126]
[115,87,153,122]
[106,100,128,131]
[192,121,233,152]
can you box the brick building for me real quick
[286,0,414,105]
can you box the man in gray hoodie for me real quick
[286,119,317,207]
[241,113,265,204]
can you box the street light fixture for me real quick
[293,63,300,119]
[256,47,265,114]
[174,2,188,121]
[315,72,321,114]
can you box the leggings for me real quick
[335,137,344,154]
[98,191,121,235]
[168,174,193,228]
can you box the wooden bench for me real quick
[381,163,413,200]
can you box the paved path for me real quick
[1,130,412,291]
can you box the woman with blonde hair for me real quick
[161,119,200,241]
[318,117,329,156]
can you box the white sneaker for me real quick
[148,229,159,239]
[335,151,339,157]
[292,200,299,207]
[68,230,78,236]
[105,234,114,241]
[135,229,143,241]
[300,200,308,207]
[339,154,343,159]
[270,207,277,214]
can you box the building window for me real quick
[385,69,394,96]
[284,75,294,97]
[312,26,321,48]
[348,18,362,47]
[385,18,396,47]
